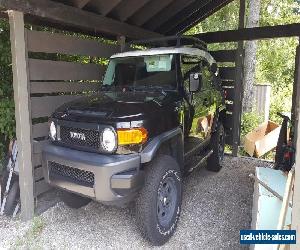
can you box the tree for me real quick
[243,0,261,113]
[0,19,14,164]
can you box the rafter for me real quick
[84,0,122,16]
[110,0,150,22]
[72,0,90,9]
[0,0,161,39]
[157,0,212,34]
[144,0,196,31]
[170,0,234,35]
[128,0,173,27]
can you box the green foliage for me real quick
[0,19,14,165]
[14,217,45,248]
[186,0,300,159]
[186,1,239,51]
[255,0,299,126]
[241,111,264,138]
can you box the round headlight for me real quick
[101,128,116,152]
[49,121,56,141]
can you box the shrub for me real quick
[0,19,14,172]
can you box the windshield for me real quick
[103,54,176,89]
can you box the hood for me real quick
[53,90,176,123]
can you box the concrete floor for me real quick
[0,156,273,249]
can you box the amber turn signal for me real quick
[117,127,148,145]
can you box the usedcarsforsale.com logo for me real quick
[240,230,296,244]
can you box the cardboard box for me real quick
[244,121,281,157]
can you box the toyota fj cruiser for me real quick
[42,36,226,246]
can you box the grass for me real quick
[14,217,45,249]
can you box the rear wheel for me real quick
[207,122,225,172]
[61,191,91,209]
[136,155,182,246]
[1,167,20,216]
[3,179,20,216]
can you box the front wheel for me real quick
[207,122,225,172]
[136,155,182,246]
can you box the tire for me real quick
[1,157,9,197]
[136,154,182,246]
[3,179,20,216]
[1,166,20,216]
[207,122,225,172]
[61,191,91,209]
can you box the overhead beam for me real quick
[144,0,196,31]
[128,0,173,27]
[0,0,161,39]
[157,0,212,34]
[171,0,234,35]
[194,23,300,43]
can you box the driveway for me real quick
[0,156,273,249]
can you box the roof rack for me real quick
[129,35,207,51]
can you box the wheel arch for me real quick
[140,127,184,172]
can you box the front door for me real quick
[180,55,214,142]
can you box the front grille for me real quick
[48,161,94,187]
[60,126,100,150]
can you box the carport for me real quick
[0,0,300,246]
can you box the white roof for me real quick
[111,46,216,65]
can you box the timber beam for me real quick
[194,23,300,43]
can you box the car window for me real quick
[103,55,176,89]
[180,55,200,92]
[201,63,214,90]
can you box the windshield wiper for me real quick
[100,84,113,91]
[100,84,134,91]
[133,85,167,96]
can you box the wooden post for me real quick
[232,0,245,156]
[118,35,126,52]
[8,10,34,220]
[277,167,295,231]
[291,41,300,147]
[291,41,300,250]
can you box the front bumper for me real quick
[42,142,144,206]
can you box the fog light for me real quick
[117,128,148,145]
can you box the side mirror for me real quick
[189,73,202,92]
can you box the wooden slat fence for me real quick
[25,29,119,197]
[209,49,237,145]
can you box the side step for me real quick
[187,149,213,173]
[184,142,203,160]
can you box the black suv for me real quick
[42,36,226,245]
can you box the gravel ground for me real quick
[0,156,273,249]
